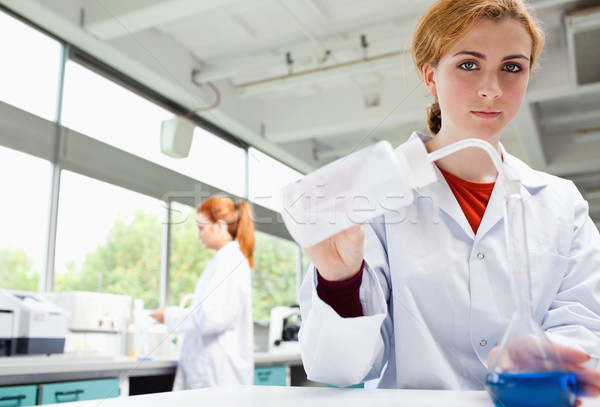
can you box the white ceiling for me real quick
[2,0,600,224]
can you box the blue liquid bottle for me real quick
[485,180,577,407]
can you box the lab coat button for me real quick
[480,339,488,346]
[476,252,485,260]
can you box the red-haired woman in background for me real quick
[152,195,255,390]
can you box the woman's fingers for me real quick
[568,364,600,397]
[551,344,600,397]
[304,224,365,282]
[554,343,592,365]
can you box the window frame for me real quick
[0,14,300,308]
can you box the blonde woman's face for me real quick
[423,18,532,142]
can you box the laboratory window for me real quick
[0,147,51,291]
[53,171,163,309]
[0,9,61,121]
[248,147,302,213]
[61,62,246,197]
[252,231,299,322]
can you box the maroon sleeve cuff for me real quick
[316,261,364,318]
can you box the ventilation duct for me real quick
[566,6,600,85]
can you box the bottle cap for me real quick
[394,139,438,188]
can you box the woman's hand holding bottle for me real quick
[303,224,365,282]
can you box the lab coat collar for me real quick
[211,240,240,263]
[407,131,548,240]
[216,240,240,255]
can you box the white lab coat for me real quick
[298,131,600,389]
[164,240,253,390]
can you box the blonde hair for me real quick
[411,0,545,134]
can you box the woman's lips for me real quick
[472,111,501,119]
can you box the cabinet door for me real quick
[254,366,288,386]
[0,385,37,407]
[39,378,119,404]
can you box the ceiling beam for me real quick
[265,109,424,144]
[542,109,600,128]
[83,0,239,40]
[193,24,413,83]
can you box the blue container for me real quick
[486,371,577,407]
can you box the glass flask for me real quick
[485,179,577,407]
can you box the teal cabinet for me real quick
[254,366,288,386]
[39,378,119,405]
[0,385,37,407]
[327,383,364,388]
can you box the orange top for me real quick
[438,166,495,234]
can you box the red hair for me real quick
[198,196,255,267]
[411,0,545,135]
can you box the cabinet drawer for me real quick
[39,378,119,404]
[254,366,288,386]
[0,385,37,407]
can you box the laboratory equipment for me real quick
[268,306,301,352]
[131,298,154,360]
[485,179,577,407]
[45,291,132,356]
[281,136,577,406]
[45,291,132,332]
[0,289,68,355]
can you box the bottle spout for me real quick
[425,138,508,181]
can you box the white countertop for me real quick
[0,350,302,386]
[0,350,301,374]
[253,349,302,365]
[38,385,600,407]
[0,353,177,376]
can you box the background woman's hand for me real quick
[303,224,365,281]
[150,307,165,324]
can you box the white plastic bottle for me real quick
[281,139,437,248]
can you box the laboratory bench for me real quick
[0,350,307,404]
[30,385,600,407]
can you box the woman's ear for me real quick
[217,220,229,235]
[422,62,437,96]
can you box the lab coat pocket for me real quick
[527,251,568,322]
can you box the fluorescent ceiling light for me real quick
[572,128,600,144]
[234,50,407,98]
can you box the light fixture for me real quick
[160,116,195,158]
[234,50,407,98]
[571,128,600,144]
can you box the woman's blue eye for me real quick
[459,61,477,70]
[504,63,522,73]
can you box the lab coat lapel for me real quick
[474,149,541,241]
[473,177,506,241]
[416,165,476,240]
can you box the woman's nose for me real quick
[478,73,502,99]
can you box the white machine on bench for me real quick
[0,289,68,356]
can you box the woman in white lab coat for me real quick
[151,196,254,390]
[298,0,600,399]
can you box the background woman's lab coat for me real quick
[164,240,253,390]
[299,131,600,389]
